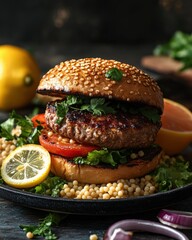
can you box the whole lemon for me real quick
[0,45,41,110]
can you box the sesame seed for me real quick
[37,57,163,111]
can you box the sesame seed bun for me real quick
[50,149,163,184]
[37,58,163,112]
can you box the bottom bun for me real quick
[50,148,163,184]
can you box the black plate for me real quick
[1,182,192,215]
[1,147,192,215]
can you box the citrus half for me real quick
[156,98,192,155]
[1,144,51,188]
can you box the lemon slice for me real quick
[1,144,51,188]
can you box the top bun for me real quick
[37,58,163,112]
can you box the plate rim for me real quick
[1,182,192,215]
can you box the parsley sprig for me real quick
[56,96,160,124]
[0,111,42,146]
[154,31,192,71]
[105,67,123,81]
[80,98,115,115]
[153,156,192,191]
[56,96,116,124]
[74,148,128,167]
[20,213,64,240]
[73,147,151,167]
[28,174,67,197]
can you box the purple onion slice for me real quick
[158,209,192,229]
[104,219,189,240]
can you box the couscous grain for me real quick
[0,138,17,166]
[60,176,157,200]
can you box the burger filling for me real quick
[38,95,162,168]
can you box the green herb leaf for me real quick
[74,148,117,166]
[55,96,160,124]
[81,98,116,115]
[28,174,67,197]
[56,96,82,124]
[129,106,160,124]
[56,96,116,123]
[154,31,192,71]
[20,213,64,240]
[0,111,42,146]
[105,67,123,81]
[153,156,192,191]
[73,148,132,167]
[139,107,160,124]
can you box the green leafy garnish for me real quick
[80,98,115,115]
[20,213,64,240]
[56,96,116,123]
[55,96,160,124]
[56,96,80,124]
[153,156,192,191]
[154,31,192,71]
[129,106,160,124]
[105,67,123,81]
[0,111,42,146]
[74,148,117,167]
[28,174,67,197]
[74,148,134,167]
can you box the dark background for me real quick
[0,0,192,46]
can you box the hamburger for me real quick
[36,58,164,184]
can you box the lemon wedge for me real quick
[1,144,51,188]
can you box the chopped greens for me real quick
[105,67,123,81]
[129,106,160,124]
[56,95,80,124]
[28,174,67,197]
[20,213,64,240]
[153,156,192,192]
[80,98,115,115]
[154,31,192,71]
[55,96,161,124]
[74,148,137,167]
[0,111,42,146]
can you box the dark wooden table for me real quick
[1,196,192,239]
[0,44,192,239]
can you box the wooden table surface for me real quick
[1,196,192,239]
[0,44,192,239]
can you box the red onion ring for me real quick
[158,209,192,229]
[103,219,189,240]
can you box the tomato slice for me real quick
[39,129,100,158]
[31,114,46,128]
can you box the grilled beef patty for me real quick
[45,101,161,149]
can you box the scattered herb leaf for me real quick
[105,67,123,81]
[154,31,192,71]
[74,148,138,167]
[20,213,64,240]
[0,111,42,146]
[136,107,160,124]
[56,96,80,124]
[55,96,116,123]
[28,174,67,197]
[55,96,160,124]
[80,98,115,115]
[153,156,192,192]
